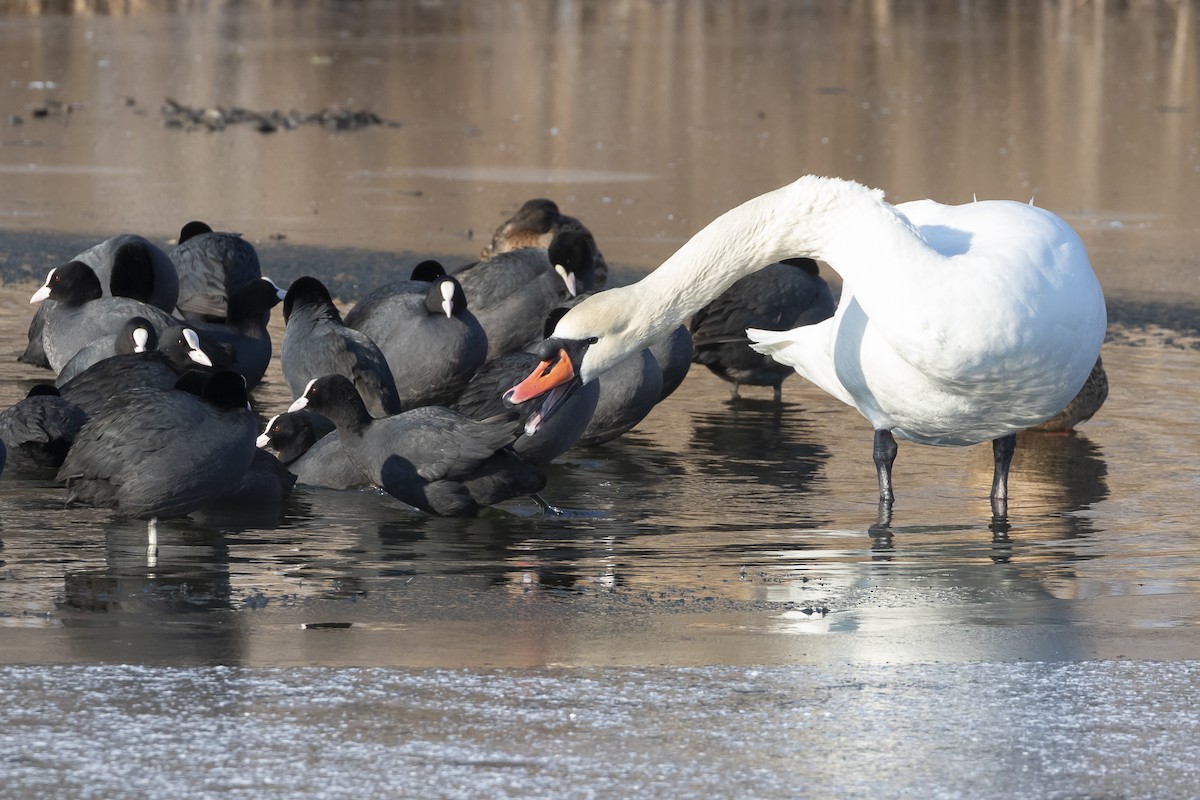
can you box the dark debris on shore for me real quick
[160,98,400,133]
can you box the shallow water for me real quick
[1,1,1200,797]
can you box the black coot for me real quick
[289,374,544,516]
[346,273,487,408]
[0,385,88,470]
[281,276,401,417]
[170,221,264,322]
[457,230,596,360]
[689,258,834,400]
[56,370,257,519]
[30,261,181,375]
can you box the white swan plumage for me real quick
[505,175,1107,502]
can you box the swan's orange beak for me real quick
[504,349,575,405]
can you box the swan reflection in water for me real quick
[868,429,1109,563]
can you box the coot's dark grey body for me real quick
[346,274,487,409]
[290,375,543,516]
[55,316,157,386]
[188,278,286,390]
[689,258,835,399]
[57,326,216,415]
[22,234,179,369]
[56,371,257,519]
[170,221,263,322]
[281,277,401,417]
[257,410,367,490]
[31,261,182,375]
[0,386,88,470]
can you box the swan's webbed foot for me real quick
[990,433,1017,502]
[873,429,898,503]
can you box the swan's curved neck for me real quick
[636,176,908,331]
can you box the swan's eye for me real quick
[586,336,598,345]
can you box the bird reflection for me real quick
[689,398,830,493]
[58,519,236,622]
[867,430,1108,560]
[1012,430,1109,516]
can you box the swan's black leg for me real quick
[990,433,1018,501]
[873,429,898,503]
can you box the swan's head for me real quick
[503,290,643,432]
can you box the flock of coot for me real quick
[1,199,835,524]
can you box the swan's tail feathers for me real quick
[746,327,794,356]
[747,326,857,409]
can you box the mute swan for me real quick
[504,175,1107,503]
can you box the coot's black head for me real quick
[159,326,216,371]
[288,374,370,427]
[282,276,339,324]
[118,316,158,354]
[30,261,103,306]
[410,260,447,282]
[228,277,287,323]
[424,275,469,318]
[177,220,214,244]
[107,241,157,303]
[547,230,596,297]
